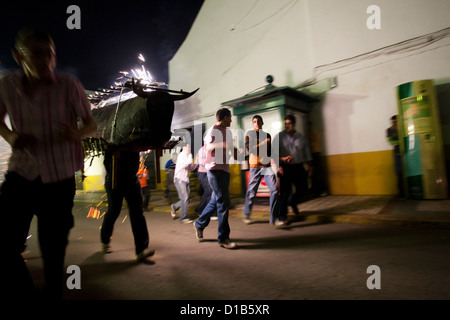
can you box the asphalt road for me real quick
[21,202,450,304]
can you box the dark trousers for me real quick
[0,172,75,300]
[141,186,151,210]
[394,153,405,197]
[279,163,307,221]
[195,172,212,214]
[101,175,149,254]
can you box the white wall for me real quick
[169,0,450,159]
[307,0,450,66]
[312,30,450,156]
[169,0,315,128]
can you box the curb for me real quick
[74,194,450,229]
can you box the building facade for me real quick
[167,0,450,196]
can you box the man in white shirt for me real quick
[171,143,198,223]
[193,108,241,249]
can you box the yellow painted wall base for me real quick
[83,175,105,192]
[325,150,398,195]
[156,164,242,195]
[82,154,395,196]
[229,164,242,196]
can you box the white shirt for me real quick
[204,124,234,172]
[174,149,197,183]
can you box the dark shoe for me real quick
[136,247,155,261]
[193,223,203,242]
[102,243,112,254]
[219,239,238,249]
[291,205,300,215]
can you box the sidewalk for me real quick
[74,189,450,229]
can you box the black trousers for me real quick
[195,172,212,214]
[0,172,75,300]
[278,163,307,221]
[101,174,149,254]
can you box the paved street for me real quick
[22,196,450,304]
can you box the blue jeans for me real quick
[243,167,279,223]
[195,170,230,242]
[173,178,191,221]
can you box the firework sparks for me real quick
[87,206,101,219]
[131,65,153,85]
[88,53,167,106]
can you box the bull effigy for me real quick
[83,76,199,182]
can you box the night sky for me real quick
[0,1,204,90]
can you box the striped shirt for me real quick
[0,71,92,183]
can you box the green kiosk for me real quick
[221,76,318,197]
[396,79,448,199]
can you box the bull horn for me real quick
[170,88,199,101]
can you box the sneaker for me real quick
[211,216,218,221]
[193,223,203,242]
[275,220,289,228]
[102,243,112,254]
[136,247,155,261]
[170,204,177,219]
[219,239,238,249]
[242,217,252,225]
[180,218,194,224]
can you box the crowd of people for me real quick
[165,109,328,249]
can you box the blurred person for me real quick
[386,115,405,198]
[101,148,155,261]
[138,153,151,211]
[170,143,198,223]
[193,108,242,249]
[163,152,177,201]
[242,115,279,224]
[194,144,210,214]
[0,27,96,299]
[274,115,313,227]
